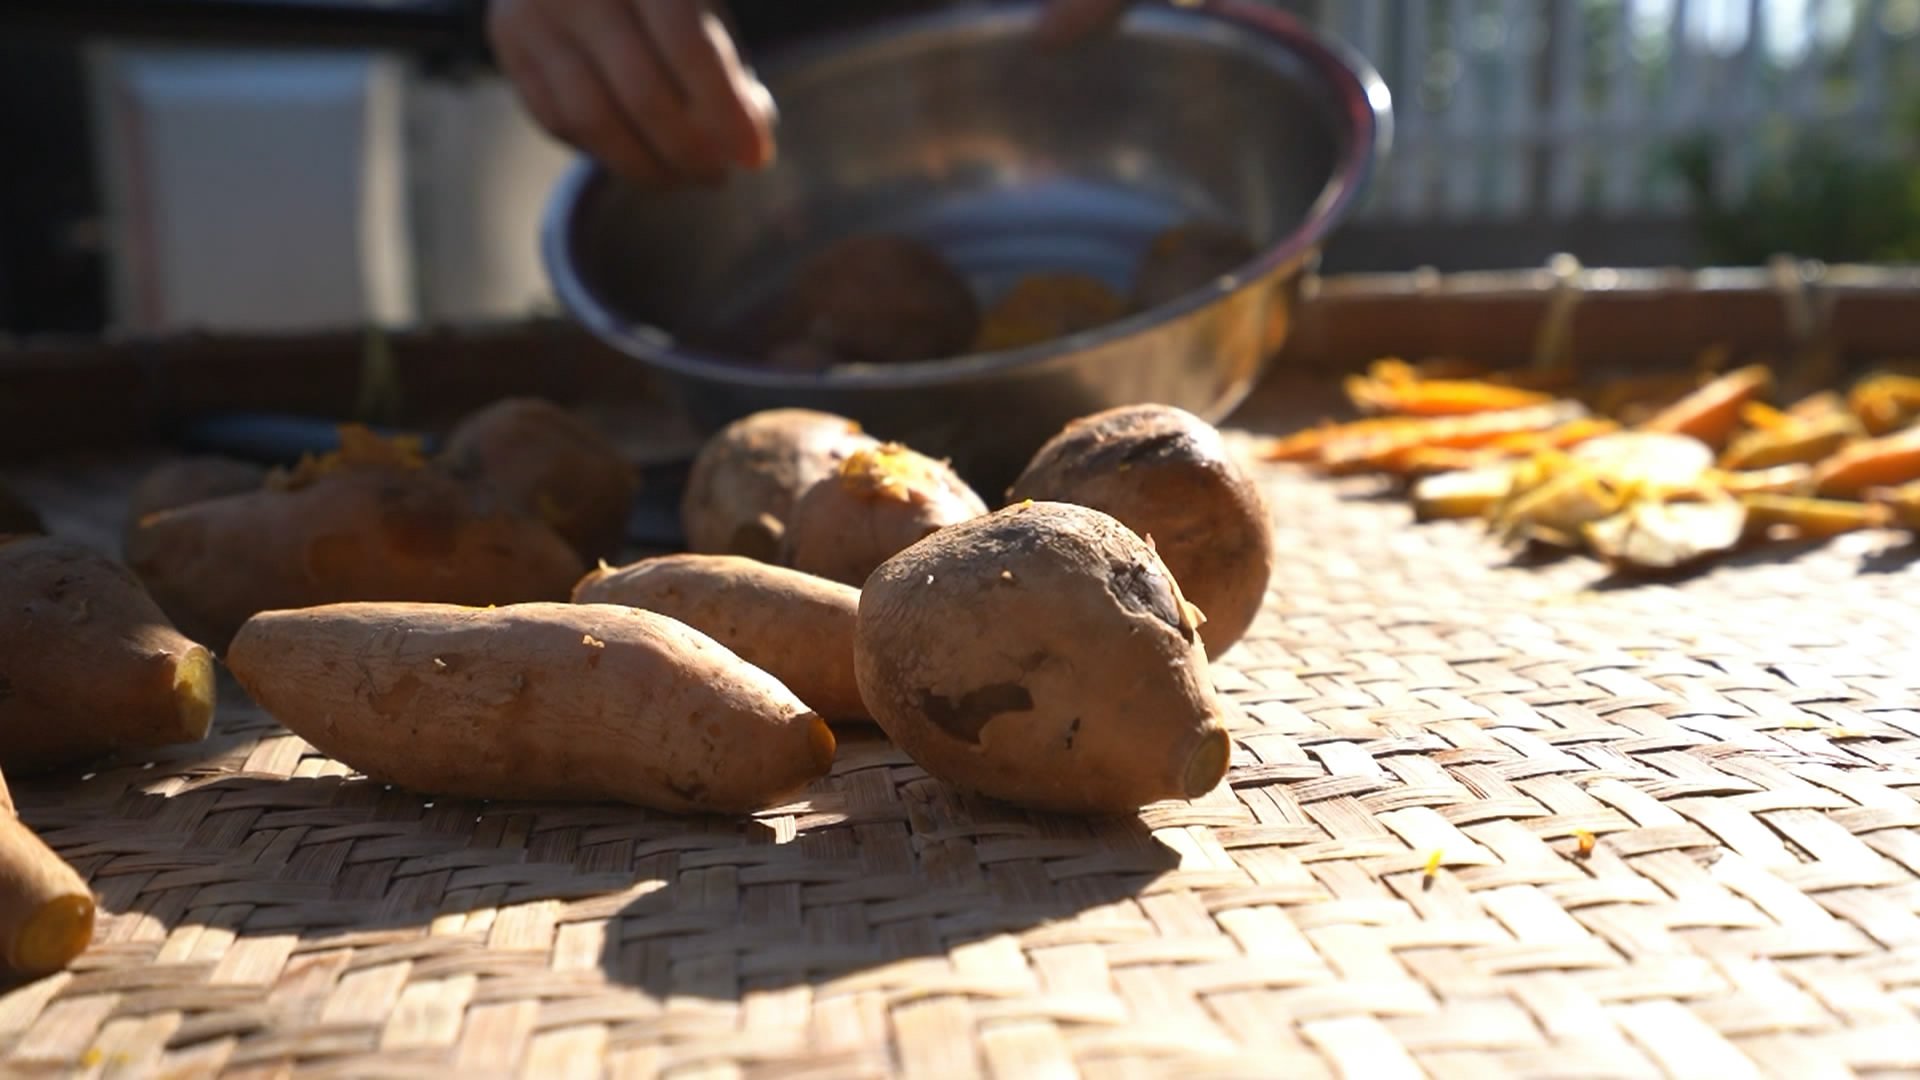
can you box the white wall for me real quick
[87,47,572,334]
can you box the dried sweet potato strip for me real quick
[1738,493,1891,539]
[1485,418,1620,453]
[1320,402,1589,475]
[1707,464,1814,497]
[1718,412,1861,471]
[1412,465,1517,521]
[1739,402,1792,431]
[1787,390,1847,421]
[1390,446,1506,476]
[1346,375,1555,417]
[1847,374,1920,435]
[1638,364,1775,449]
[1490,463,1625,548]
[1866,481,1920,530]
[1584,497,1746,572]
[1263,416,1409,464]
[1810,425,1920,498]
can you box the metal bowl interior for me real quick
[545,1,1386,389]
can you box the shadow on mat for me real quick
[1859,538,1920,574]
[9,728,1179,1002]
[1582,535,1868,591]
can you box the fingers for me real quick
[560,0,727,183]
[539,34,680,185]
[1034,0,1132,47]
[485,0,773,187]
[636,1,777,170]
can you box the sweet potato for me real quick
[680,409,878,561]
[573,554,866,722]
[125,456,268,529]
[439,397,637,561]
[0,536,216,772]
[1007,404,1274,659]
[781,442,988,587]
[125,451,584,650]
[227,602,836,814]
[854,501,1231,815]
[1129,222,1258,310]
[0,480,42,536]
[973,273,1127,352]
[760,233,980,365]
[0,769,95,976]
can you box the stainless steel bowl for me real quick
[542,0,1390,492]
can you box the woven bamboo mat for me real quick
[6,407,1920,1079]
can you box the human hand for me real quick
[486,0,776,187]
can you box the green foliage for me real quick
[1663,106,1920,266]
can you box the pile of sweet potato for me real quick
[1269,356,1920,574]
[1,393,1280,977]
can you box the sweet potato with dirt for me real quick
[0,768,95,976]
[1007,404,1273,659]
[781,442,988,586]
[854,501,1231,815]
[0,480,42,536]
[125,438,584,649]
[227,601,836,814]
[760,233,980,366]
[0,535,216,773]
[125,456,268,527]
[573,554,866,721]
[681,409,878,561]
[439,397,638,561]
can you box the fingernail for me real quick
[744,77,778,168]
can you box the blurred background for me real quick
[1,0,1916,338]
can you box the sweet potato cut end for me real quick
[173,647,218,742]
[11,893,94,976]
[1182,728,1232,799]
[808,716,838,775]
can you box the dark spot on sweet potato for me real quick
[1064,716,1080,750]
[1116,430,1192,466]
[667,779,709,803]
[1037,424,1202,483]
[1107,560,1185,638]
[917,682,1035,744]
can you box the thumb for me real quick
[1033,0,1131,47]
